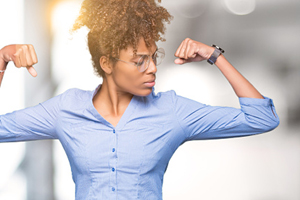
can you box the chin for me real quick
[132,88,153,97]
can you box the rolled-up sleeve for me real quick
[0,94,61,142]
[173,92,280,141]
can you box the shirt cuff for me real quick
[238,96,274,107]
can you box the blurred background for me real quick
[0,0,299,199]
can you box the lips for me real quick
[144,79,156,87]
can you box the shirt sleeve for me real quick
[172,92,280,141]
[0,94,62,142]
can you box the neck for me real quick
[93,78,133,117]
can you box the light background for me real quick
[0,0,299,199]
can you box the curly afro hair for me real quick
[72,0,173,77]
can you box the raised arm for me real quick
[174,38,263,99]
[173,38,279,140]
[0,44,38,87]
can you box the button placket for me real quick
[110,128,117,194]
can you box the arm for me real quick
[173,38,279,140]
[0,44,38,87]
[0,56,7,87]
[0,44,57,142]
[174,38,263,99]
[172,91,279,141]
[0,92,63,142]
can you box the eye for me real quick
[151,52,159,65]
[135,56,145,66]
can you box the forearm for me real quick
[0,54,8,87]
[0,72,4,87]
[215,54,263,99]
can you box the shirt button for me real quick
[112,168,115,172]
[112,187,115,191]
[113,129,115,134]
[112,148,115,152]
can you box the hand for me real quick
[0,44,38,77]
[174,38,214,65]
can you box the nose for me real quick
[146,58,157,74]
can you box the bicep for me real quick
[173,94,279,141]
[0,97,60,142]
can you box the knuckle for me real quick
[22,45,28,50]
[28,44,34,50]
[17,48,23,53]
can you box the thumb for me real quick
[174,58,191,65]
[26,66,37,77]
[174,58,189,65]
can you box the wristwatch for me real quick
[207,44,225,65]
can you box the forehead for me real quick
[136,38,157,53]
[120,38,157,57]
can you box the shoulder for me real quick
[60,88,92,101]
[41,88,93,110]
[144,89,195,110]
[151,90,200,105]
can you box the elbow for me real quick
[260,117,280,133]
[245,114,280,134]
[271,117,280,131]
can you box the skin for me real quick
[0,37,263,127]
[174,38,263,99]
[93,38,157,127]
[0,44,37,86]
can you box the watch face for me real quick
[212,44,225,53]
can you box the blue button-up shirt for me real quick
[0,86,279,199]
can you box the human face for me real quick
[110,39,158,97]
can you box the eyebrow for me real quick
[133,47,158,57]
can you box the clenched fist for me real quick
[0,44,38,77]
[174,38,214,65]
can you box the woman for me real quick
[0,0,279,199]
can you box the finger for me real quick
[28,44,38,64]
[175,39,185,57]
[19,47,27,67]
[13,48,22,68]
[24,45,34,66]
[179,38,193,59]
[178,40,188,58]
[187,42,198,58]
[174,58,188,65]
[26,66,37,77]
[184,40,192,59]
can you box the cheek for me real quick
[113,66,142,88]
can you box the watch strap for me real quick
[207,45,224,65]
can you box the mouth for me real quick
[144,79,156,88]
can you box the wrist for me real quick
[0,60,8,71]
[0,49,8,71]
[207,44,225,65]
[207,46,215,60]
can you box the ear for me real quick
[99,56,113,75]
